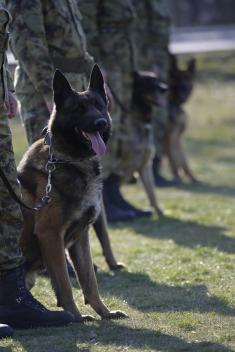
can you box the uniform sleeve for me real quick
[7,0,54,102]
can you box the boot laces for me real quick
[16,272,46,312]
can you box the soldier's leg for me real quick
[150,39,178,186]
[101,68,136,222]
[0,116,24,271]
[14,66,49,145]
[0,115,73,329]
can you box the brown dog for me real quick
[164,55,197,182]
[17,65,127,322]
[120,71,167,216]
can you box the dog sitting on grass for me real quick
[164,55,198,183]
[17,65,127,322]
[117,70,168,216]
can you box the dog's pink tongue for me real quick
[87,132,106,156]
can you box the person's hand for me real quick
[46,100,54,114]
[7,91,17,119]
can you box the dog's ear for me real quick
[88,64,107,103]
[188,58,196,76]
[53,70,73,109]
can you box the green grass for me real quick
[1,51,235,351]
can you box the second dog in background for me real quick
[165,55,197,183]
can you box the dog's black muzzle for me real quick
[94,118,108,132]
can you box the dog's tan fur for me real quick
[164,56,197,182]
[18,66,127,322]
[120,71,167,216]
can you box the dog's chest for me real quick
[55,160,102,242]
[122,123,155,177]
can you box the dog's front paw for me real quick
[73,314,96,323]
[102,310,128,320]
[109,262,126,271]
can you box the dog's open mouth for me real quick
[75,128,106,156]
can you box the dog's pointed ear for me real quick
[53,70,73,109]
[88,64,107,103]
[188,58,196,75]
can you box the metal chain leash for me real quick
[34,137,56,209]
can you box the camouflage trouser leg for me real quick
[137,21,170,160]
[14,65,50,145]
[101,67,132,179]
[0,115,24,271]
[139,45,169,162]
[153,52,169,162]
[102,68,129,178]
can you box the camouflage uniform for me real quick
[79,0,136,178]
[0,1,24,271]
[134,0,170,157]
[6,0,94,145]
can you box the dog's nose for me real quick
[94,118,107,130]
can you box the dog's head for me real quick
[169,55,196,106]
[48,64,111,159]
[132,70,168,119]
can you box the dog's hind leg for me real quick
[69,229,128,320]
[139,164,164,217]
[165,129,183,181]
[93,201,125,270]
[176,137,198,182]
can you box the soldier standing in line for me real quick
[79,0,152,222]
[0,2,73,338]
[134,0,177,187]
[6,0,94,145]
[5,0,96,278]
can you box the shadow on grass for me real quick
[98,271,235,317]
[13,321,233,352]
[111,216,235,254]
[176,181,235,198]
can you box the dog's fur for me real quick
[18,65,127,322]
[164,55,197,182]
[120,71,167,216]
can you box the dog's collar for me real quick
[43,128,82,165]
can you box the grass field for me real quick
[1,51,235,351]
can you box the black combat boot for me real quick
[103,178,136,222]
[0,324,14,339]
[153,157,179,187]
[0,266,74,329]
[104,174,152,218]
[154,173,180,187]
